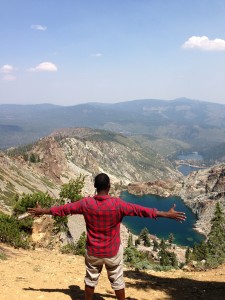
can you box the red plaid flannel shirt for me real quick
[50,195,157,257]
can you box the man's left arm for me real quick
[156,204,186,222]
[119,199,186,222]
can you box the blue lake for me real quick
[178,164,202,176]
[121,191,205,247]
[178,152,204,176]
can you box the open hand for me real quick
[27,202,48,217]
[167,204,186,222]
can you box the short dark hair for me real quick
[94,173,110,192]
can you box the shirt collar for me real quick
[93,195,111,201]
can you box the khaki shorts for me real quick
[84,244,125,290]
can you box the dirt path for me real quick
[1,243,225,300]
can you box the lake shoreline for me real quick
[120,190,205,247]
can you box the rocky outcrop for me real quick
[0,150,60,211]
[179,163,225,235]
[128,179,182,198]
[50,128,181,184]
[1,128,182,212]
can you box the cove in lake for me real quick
[177,152,204,176]
[121,191,205,247]
[178,164,202,176]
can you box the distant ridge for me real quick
[1,98,225,163]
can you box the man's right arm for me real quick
[28,203,51,216]
[28,200,84,217]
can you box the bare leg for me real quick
[115,288,125,300]
[85,285,95,300]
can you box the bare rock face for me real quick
[49,127,181,184]
[31,215,74,249]
[179,163,225,235]
[128,179,182,197]
[31,216,58,248]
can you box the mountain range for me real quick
[1,98,225,163]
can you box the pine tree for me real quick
[206,202,225,264]
[192,241,209,261]
[168,233,175,246]
[191,202,225,267]
[158,238,178,267]
[153,239,159,251]
[135,237,140,247]
[159,239,170,266]
[170,252,178,268]
[185,247,192,264]
[127,233,133,248]
[139,227,151,247]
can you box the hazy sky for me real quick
[1,0,225,105]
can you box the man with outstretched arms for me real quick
[28,173,186,300]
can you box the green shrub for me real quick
[53,216,69,234]
[13,192,55,215]
[12,192,57,233]
[29,153,40,163]
[1,174,86,249]
[60,232,86,256]
[59,174,86,202]
[149,264,175,272]
[124,246,152,270]
[75,232,86,256]
[0,213,30,249]
[61,242,77,254]
[0,252,7,260]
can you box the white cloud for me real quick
[182,36,225,51]
[31,24,47,31]
[27,62,58,72]
[3,74,16,81]
[1,64,15,73]
[91,53,103,57]
[1,64,16,81]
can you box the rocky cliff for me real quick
[0,127,181,212]
[49,127,181,183]
[179,163,225,235]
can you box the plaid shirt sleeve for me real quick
[118,198,157,219]
[50,199,84,216]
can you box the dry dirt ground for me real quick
[1,243,225,300]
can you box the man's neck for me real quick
[97,189,109,196]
